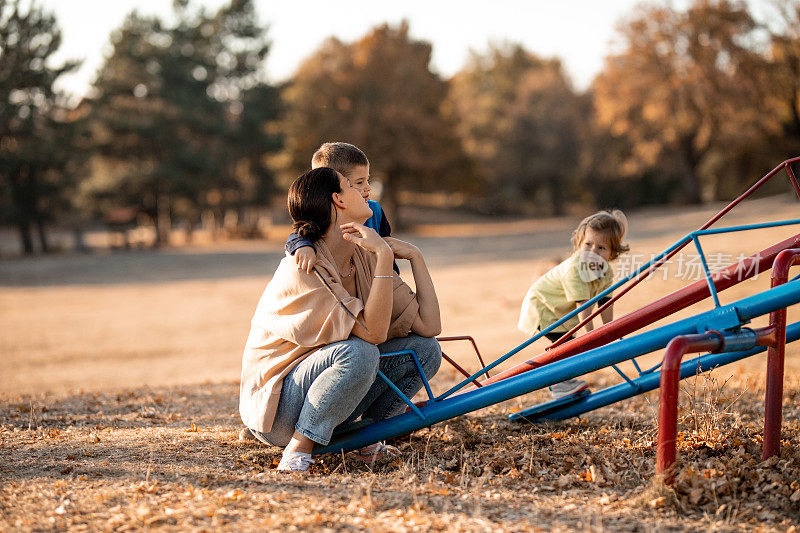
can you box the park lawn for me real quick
[2,194,800,530]
[3,373,800,531]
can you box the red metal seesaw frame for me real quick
[762,249,799,458]
[446,158,800,394]
[656,248,800,484]
[548,157,800,351]
[436,336,491,387]
[468,233,800,390]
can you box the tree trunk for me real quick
[16,219,34,255]
[36,216,49,254]
[183,219,193,245]
[679,136,703,204]
[681,167,702,204]
[9,164,36,254]
[73,225,88,253]
[548,175,565,217]
[789,83,800,138]
[154,193,171,247]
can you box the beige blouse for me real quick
[239,240,419,433]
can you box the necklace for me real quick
[339,258,354,279]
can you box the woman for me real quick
[239,167,442,472]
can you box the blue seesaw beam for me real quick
[315,278,800,455]
[436,219,800,402]
[510,321,800,422]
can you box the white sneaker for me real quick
[276,450,315,473]
[549,379,589,400]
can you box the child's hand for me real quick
[383,237,421,261]
[294,246,317,274]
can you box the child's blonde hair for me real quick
[570,210,630,260]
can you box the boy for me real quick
[286,142,397,273]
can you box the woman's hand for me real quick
[340,223,391,256]
[383,237,421,261]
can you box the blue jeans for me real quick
[251,334,441,447]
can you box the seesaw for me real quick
[316,157,800,484]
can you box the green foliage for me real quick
[83,0,281,243]
[0,0,80,254]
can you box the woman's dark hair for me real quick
[288,167,342,242]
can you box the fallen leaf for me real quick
[649,497,666,508]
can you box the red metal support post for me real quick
[785,161,800,201]
[437,336,491,379]
[657,316,792,484]
[440,352,483,388]
[656,332,724,484]
[763,249,800,459]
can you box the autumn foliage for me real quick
[2,0,800,252]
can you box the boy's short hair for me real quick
[571,209,630,261]
[311,142,369,176]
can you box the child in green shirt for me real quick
[518,210,629,399]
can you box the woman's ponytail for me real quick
[292,220,323,242]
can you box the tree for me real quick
[84,0,280,245]
[446,43,584,215]
[592,0,773,203]
[282,21,470,222]
[0,0,80,254]
[493,60,585,215]
[759,1,800,162]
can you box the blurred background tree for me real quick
[0,0,80,254]
[493,60,586,216]
[446,43,584,215]
[3,0,800,254]
[82,0,280,245]
[592,0,774,204]
[281,21,471,223]
[762,1,800,159]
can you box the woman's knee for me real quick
[410,335,442,376]
[332,336,380,375]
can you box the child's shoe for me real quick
[352,442,400,464]
[276,450,315,473]
[549,379,589,400]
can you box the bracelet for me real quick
[374,275,393,278]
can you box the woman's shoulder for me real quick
[270,255,341,292]
[264,257,310,292]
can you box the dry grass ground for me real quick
[2,193,800,531]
